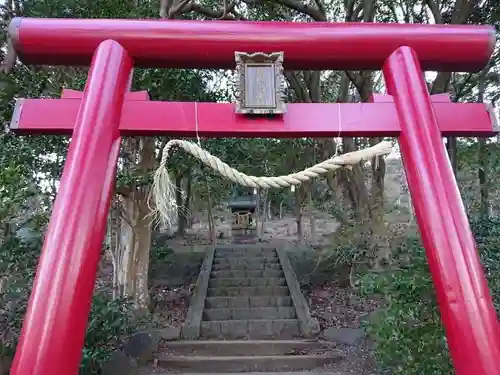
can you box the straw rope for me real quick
[151,139,393,226]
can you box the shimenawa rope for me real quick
[151,139,393,227]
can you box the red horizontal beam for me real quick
[10,97,498,138]
[61,88,150,100]
[9,17,494,71]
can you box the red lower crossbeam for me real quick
[10,95,498,137]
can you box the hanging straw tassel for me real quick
[151,142,179,228]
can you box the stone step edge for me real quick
[205,296,292,305]
[160,340,330,357]
[201,318,299,324]
[208,286,289,290]
[213,255,278,259]
[209,277,286,280]
[202,307,296,321]
[208,277,286,284]
[155,350,344,375]
[211,271,284,275]
[213,259,280,264]
[157,354,341,361]
[164,339,322,345]
[175,373,351,375]
[203,307,294,312]
[156,353,344,372]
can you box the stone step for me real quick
[215,248,276,255]
[209,277,287,288]
[211,270,284,279]
[162,340,328,356]
[156,354,342,372]
[200,319,301,339]
[207,286,289,297]
[205,296,293,309]
[214,255,278,262]
[203,307,296,321]
[149,369,356,375]
[215,249,277,256]
[156,373,354,375]
[213,257,280,266]
[212,263,282,271]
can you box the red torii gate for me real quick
[6,17,500,375]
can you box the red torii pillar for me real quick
[7,18,500,375]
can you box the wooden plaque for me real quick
[234,52,286,115]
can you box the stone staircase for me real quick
[202,247,299,339]
[152,246,344,373]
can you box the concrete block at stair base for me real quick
[101,350,139,375]
[322,327,367,345]
[0,355,12,375]
[300,317,321,338]
[123,331,160,365]
[182,247,215,341]
[182,323,200,340]
[276,247,319,339]
[158,325,181,341]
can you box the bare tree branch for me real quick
[184,1,240,19]
[431,0,474,94]
[218,0,236,19]
[0,38,17,74]
[312,0,326,18]
[285,71,311,102]
[362,0,375,21]
[169,0,192,18]
[275,0,327,21]
[425,0,443,23]
[307,71,321,102]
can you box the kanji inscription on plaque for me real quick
[234,52,286,115]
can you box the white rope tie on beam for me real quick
[151,139,393,226]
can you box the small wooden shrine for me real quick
[228,187,257,240]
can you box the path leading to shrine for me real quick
[140,245,370,375]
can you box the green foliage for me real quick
[471,216,500,313]
[361,216,500,374]
[81,295,143,375]
[150,240,175,264]
[0,236,143,374]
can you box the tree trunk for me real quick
[175,174,186,236]
[113,137,156,311]
[185,174,193,228]
[175,173,192,237]
[446,138,458,175]
[428,0,475,176]
[0,276,7,294]
[294,185,306,244]
[477,69,489,217]
[260,189,269,238]
[256,188,261,238]
[308,187,317,244]
[205,182,216,244]
[108,201,121,299]
[117,195,152,311]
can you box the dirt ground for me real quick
[163,210,341,247]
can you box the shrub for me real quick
[361,216,500,374]
[0,236,143,375]
[82,295,143,375]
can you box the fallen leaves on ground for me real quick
[307,281,383,329]
[150,282,194,327]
